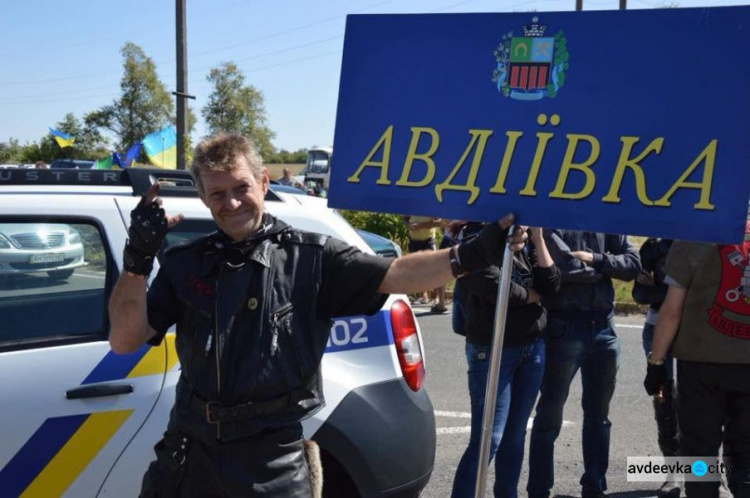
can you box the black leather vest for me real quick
[159,220,331,443]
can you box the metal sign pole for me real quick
[474,225,516,498]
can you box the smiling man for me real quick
[108,133,526,497]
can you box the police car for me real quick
[0,168,435,497]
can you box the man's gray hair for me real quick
[190,133,264,195]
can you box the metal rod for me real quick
[176,0,188,170]
[473,225,516,498]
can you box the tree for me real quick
[202,62,276,159]
[0,138,23,163]
[86,43,174,151]
[266,148,308,164]
[40,113,109,161]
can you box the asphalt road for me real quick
[415,306,664,498]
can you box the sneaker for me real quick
[430,304,448,313]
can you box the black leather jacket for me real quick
[148,216,332,443]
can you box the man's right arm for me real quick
[109,182,182,353]
[109,274,158,353]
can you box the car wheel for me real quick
[47,268,75,280]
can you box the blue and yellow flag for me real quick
[123,141,141,168]
[142,126,176,169]
[49,128,75,148]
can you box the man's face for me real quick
[199,156,269,242]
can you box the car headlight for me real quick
[68,232,81,244]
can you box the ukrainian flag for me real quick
[49,128,75,148]
[142,126,176,169]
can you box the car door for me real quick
[0,201,171,497]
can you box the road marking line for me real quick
[437,427,471,435]
[435,410,471,418]
[435,411,575,433]
[615,323,643,329]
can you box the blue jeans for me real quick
[451,339,545,498]
[452,284,465,335]
[528,317,620,498]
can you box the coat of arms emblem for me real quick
[492,16,569,100]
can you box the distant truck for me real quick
[294,146,333,189]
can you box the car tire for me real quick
[47,268,75,280]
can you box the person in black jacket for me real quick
[451,225,560,498]
[107,133,529,497]
[632,238,680,497]
[528,230,640,498]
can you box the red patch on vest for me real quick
[707,241,750,339]
[186,275,214,298]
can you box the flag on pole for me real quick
[94,155,113,170]
[49,128,75,148]
[142,126,176,169]
[123,141,141,168]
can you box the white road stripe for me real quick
[615,323,643,329]
[436,411,574,434]
[437,427,472,435]
[435,410,472,418]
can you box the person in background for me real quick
[34,161,48,169]
[276,167,294,186]
[645,221,750,498]
[451,225,560,498]
[632,237,679,498]
[528,230,640,498]
[402,215,443,307]
[445,220,468,331]
[108,132,529,497]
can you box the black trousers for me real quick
[677,360,750,498]
[140,423,312,497]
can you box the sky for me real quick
[0,0,743,153]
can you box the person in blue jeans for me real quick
[451,225,560,498]
[528,230,640,498]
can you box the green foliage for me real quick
[85,43,177,151]
[339,211,410,249]
[266,148,308,164]
[0,138,23,163]
[1,114,110,163]
[202,62,276,160]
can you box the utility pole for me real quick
[175,0,195,170]
[620,0,627,9]
[576,0,583,11]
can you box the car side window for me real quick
[0,220,109,349]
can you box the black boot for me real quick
[654,382,681,498]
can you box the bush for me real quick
[339,211,410,249]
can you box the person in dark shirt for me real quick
[632,238,679,498]
[451,224,560,498]
[528,230,640,498]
